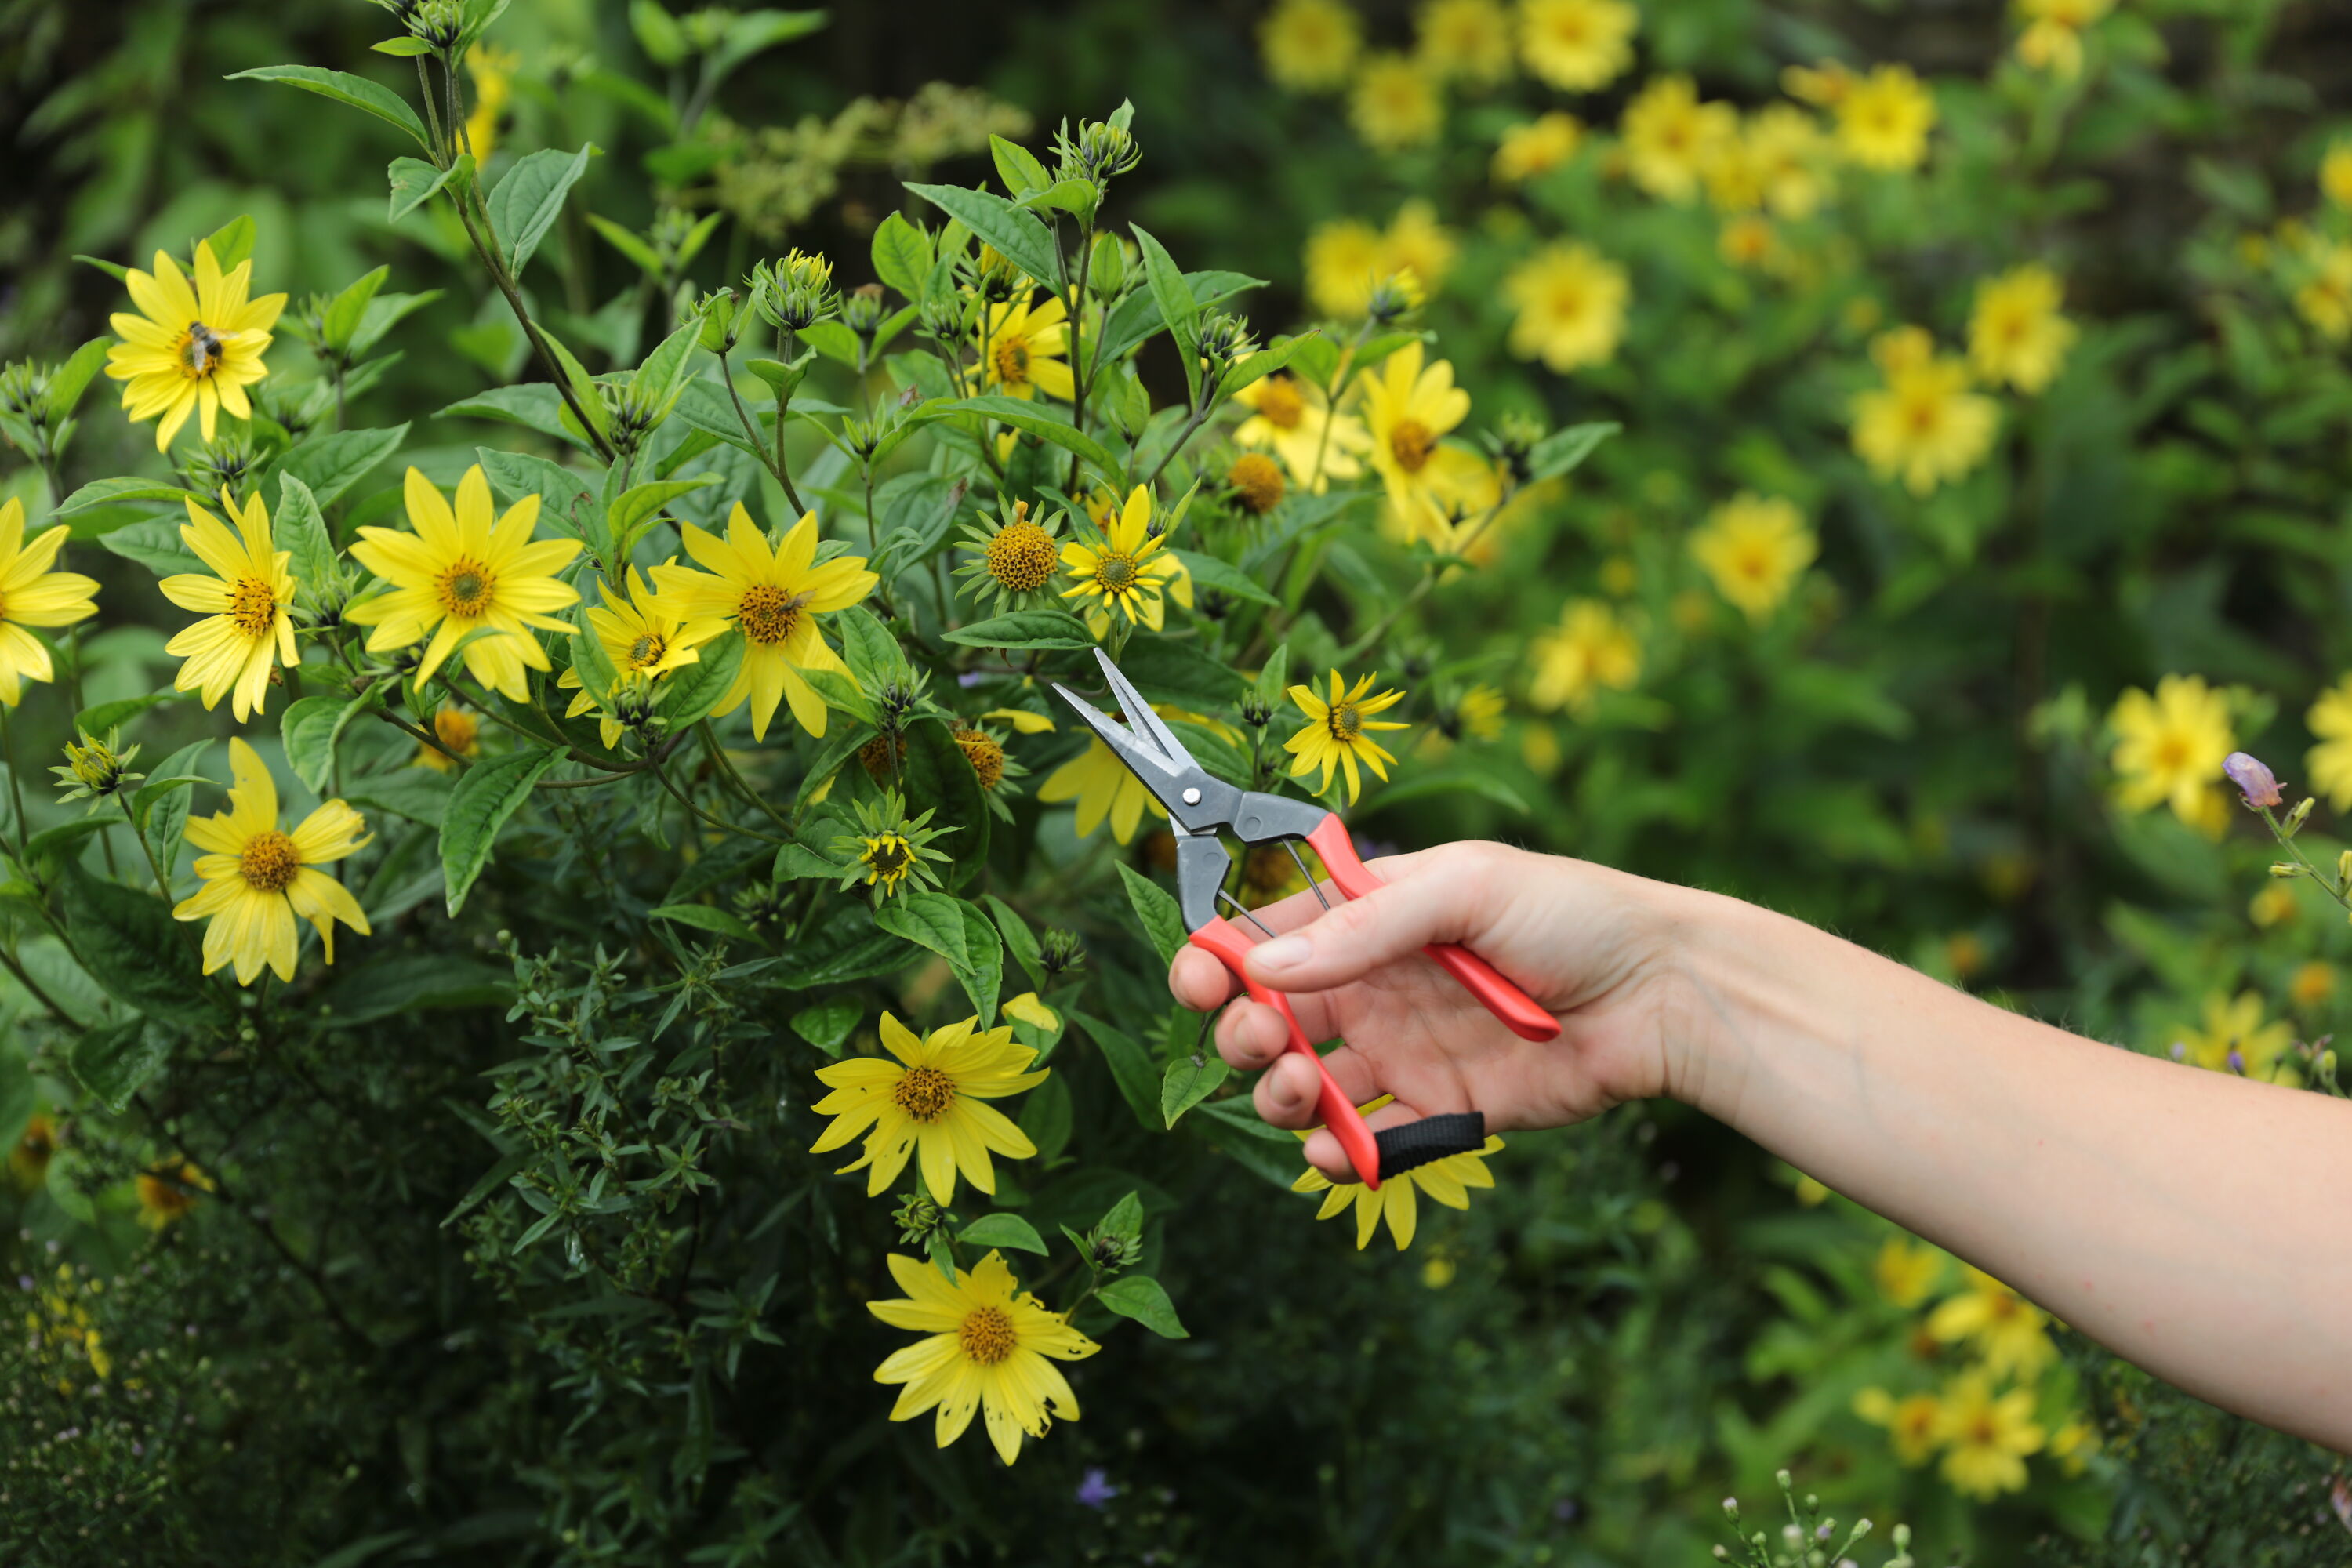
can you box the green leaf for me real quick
[278,424,410,510]
[628,316,704,419]
[132,739,211,884]
[982,893,1045,991]
[1217,331,1319,403]
[904,182,1062,290]
[228,65,432,151]
[1073,1013,1159,1129]
[275,474,341,614]
[43,338,112,424]
[1094,269,1263,366]
[280,690,377,795]
[439,746,566,915]
[1115,863,1188,967]
[373,35,437,56]
[488,143,597,275]
[52,477,205,521]
[927,396,1121,481]
[1098,1190,1145,1240]
[653,627,743,728]
[440,1152,530,1229]
[348,289,444,357]
[833,604,907,688]
[607,474,717,553]
[649,903,762,943]
[1131,225,1200,401]
[321,266,390,352]
[1355,768,1528,817]
[1253,644,1292,712]
[475,446,601,554]
[437,385,588,451]
[23,817,114,871]
[956,902,1003,1025]
[1174,548,1279,608]
[98,519,203,577]
[1018,1072,1072,1160]
[958,1213,1047,1255]
[940,608,1096,652]
[789,996,859,1056]
[873,888,969,969]
[200,213,256,270]
[1524,421,1620,485]
[870,212,931,303]
[60,868,218,1027]
[989,134,1051,197]
[629,0,688,64]
[69,1018,172,1116]
[1097,1274,1189,1338]
[1118,636,1244,710]
[710,8,827,81]
[900,721,988,886]
[387,156,456,223]
[586,212,663,278]
[1186,1096,1304,1188]
[74,691,179,735]
[1161,1052,1229,1128]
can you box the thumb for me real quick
[1242,843,1497,993]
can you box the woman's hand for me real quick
[1167,841,1691,1178]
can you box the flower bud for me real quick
[1365,269,1425,327]
[695,289,739,354]
[2269,862,2306,877]
[2286,797,2316,834]
[2223,751,2281,808]
[840,282,887,339]
[1087,231,1128,299]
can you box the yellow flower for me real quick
[1291,1094,1504,1249]
[1782,59,1855,107]
[1358,340,1496,545]
[1621,75,1737,204]
[2107,673,2234,826]
[172,738,371,985]
[1414,0,1512,87]
[1059,484,1185,637]
[1854,1386,1944,1465]
[9,1112,56,1192]
[1492,111,1582,183]
[649,504,877,741]
[2307,674,2352,810]
[2016,0,2112,80]
[1039,735,1166,843]
[981,706,1056,735]
[1850,326,1999,496]
[2294,241,2352,342]
[0,497,98,706]
[2171,990,2296,1081]
[1689,492,1815,624]
[556,563,728,746]
[1835,64,1937,172]
[1718,215,1777,270]
[1381,199,1459,299]
[104,240,285,452]
[346,466,582,702]
[1502,242,1629,376]
[810,1012,1047,1203]
[160,488,296,721]
[1234,372,1373,492]
[1969,264,2077,395]
[1001,992,1058,1031]
[462,42,520,162]
[1528,598,1640,713]
[2291,960,2336,1012]
[867,1249,1100,1465]
[415,706,481,771]
[2047,1414,2100,1476]
[1349,54,1443,153]
[2324,140,2352,210]
[1933,1370,2045,1500]
[979,292,1074,400]
[1285,669,1408,805]
[1873,1234,1945,1308]
[1926,1265,2056,1382]
[1746,103,1835,220]
[1261,0,1363,92]
[136,1156,213,1231]
[1515,0,1636,93]
[1305,217,1388,318]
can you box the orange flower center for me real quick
[1092,550,1138,593]
[958,1305,1017,1365]
[1327,702,1364,742]
[985,521,1058,592]
[230,576,277,637]
[437,557,496,619]
[1253,376,1306,429]
[992,334,1033,387]
[737,583,807,645]
[892,1063,955,1123]
[626,631,666,670]
[1388,418,1437,473]
[238,829,300,893]
[953,728,1006,789]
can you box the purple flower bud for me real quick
[957,672,985,689]
[2224,752,2282,808]
[2227,1048,2245,1074]
[1075,1467,1119,1509]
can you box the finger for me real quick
[1243,843,1512,994]
[1169,946,1239,1012]
[1247,1039,1382,1127]
[1212,996,1290,1071]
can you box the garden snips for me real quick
[1051,648,1561,1189]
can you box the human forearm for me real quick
[1661,885,2352,1450]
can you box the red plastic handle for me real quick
[1189,915,1386,1189]
[1304,816,1562,1043]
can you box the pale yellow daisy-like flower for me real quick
[1040,735,1167,843]
[2294,240,2352,342]
[1688,492,1816,624]
[1292,1094,1504,1249]
[649,504,877,741]
[808,1012,1047,1203]
[556,562,727,746]
[1381,199,1459,299]
[461,42,520,162]
[978,292,1074,401]
[0,497,98,707]
[1260,0,1363,92]
[867,1249,1099,1465]
[1969,264,2078,395]
[1515,0,1636,93]
[1358,339,1497,545]
[1853,1386,1945,1466]
[1232,372,1372,492]
[1491,111,1582,183]
[1059,484,1185,637]
[1835,64,1938,172]
[1850,326,1999,497]
[161,488,297,721]
[1348,53,1444,153]
[1748,103,1834,220]
[104,241,285,452]
[172,738,371,985]
[1285,669,1409,805]
[1414,0,1512,88]
[1305,217,1388,319]
[2107,673,2233,829]
[2306,673,2352,811]
[2169,990,2296,1082]
[1502,241,1630,374]
[1621,75,1737,205]
[1933,1370,2045,1500]
[1926,1265,2056,1381]
[135,1156,213,1231]
[346,466,581,702]
[1872,1235,1944,1308]
[1528,598,1640,713]
[2016,0,2112,81]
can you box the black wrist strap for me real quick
[1371,1112,1486,1178]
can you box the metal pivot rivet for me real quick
[1182,787,1201,805]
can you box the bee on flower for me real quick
[1286,669,1410,805]
[809,1012,1047,1202]
[866,1249,1098,1465]
[104,240,285,451]
[173,738,371,985]
[161,487,298,720]
[831,789,955,901]
[1292,1094,1504,1249]
[0,496,99,706]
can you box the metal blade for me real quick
[1048,681,1191,789]
[1091,647,1192,771]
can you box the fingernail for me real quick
[1251,935,1309,973]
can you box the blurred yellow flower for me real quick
[462,43,519,162]
[2016,0,2112,81]
[416,706,481,771]
[1349,54,1443,152]
[1928,1265,2056,1381]
[1874,1235,1944,1308]
[1516,0,1635,93]
[1529,598,1640,713]
[2293,241,2352,341]
[1381,199,1459,297]
[1040,735,1166,842]
[1835,64,1937,172]
[1503,241,1629,373]
[0,497,97,707]
[1969,264,2077,394]
[2247,883,2298,929]
[105,240,285,452]
[1850,326,1998,496]
[1061,484,1185,637]
[2108,673,2233,827]
[1748,103,1835,220]
[810,1012,1046,1203]
[866,1249,1098,1466]
[1359,340,1494,543]
[9,1112,55,1192]
[1305,217,1387,318]
[1688,492,1815,624]
[2308,673,2352,810]
[2324,140,2352,210]
[1621,75,1736,204]
[1493,111,1582,183]
[2172,990,2295,1081]
[1293,1094,1504,1249]
[1933,1370,2045,1500]
[136,1156,213,1230]
[1414,0,1512,87]
[2047,1415,2100,1476]
[1286,669,1409,804]
[979,292,1073,400]
[1854,1386,1944,1465]
[1261,0,1363,91]
[1782,59,1855,107]
[1718,216,1777,270]
[174,738,371,985]
[1234,372,1372,492]
[2291,960,2336,1012]
[162,488,296,722]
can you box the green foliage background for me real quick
[4,1,2352,1565]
